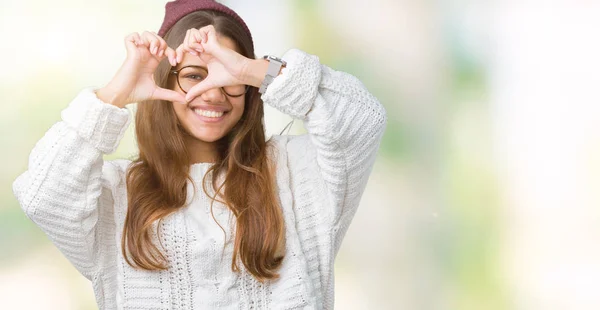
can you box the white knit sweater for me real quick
[12,49,386,309]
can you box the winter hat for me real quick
[157,0,253,46]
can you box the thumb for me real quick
[151,87,186,104]
[185,79,217,103]
[124,32,142,59]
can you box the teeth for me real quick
[193,109,224,118]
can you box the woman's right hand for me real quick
[96,31,185,108]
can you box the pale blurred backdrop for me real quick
[2,0,600,309]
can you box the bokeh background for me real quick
[2,0,600,309]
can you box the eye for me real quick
[184,74,204,80]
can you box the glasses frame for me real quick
[170,65,250,98]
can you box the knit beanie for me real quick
[157,0,253,46]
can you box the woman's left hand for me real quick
[175,25,252,102]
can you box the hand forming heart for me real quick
[174,25,253,103]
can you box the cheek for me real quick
[231,100,245,120]
[171,103,184,118]
[171,103,188,126]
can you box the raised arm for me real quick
[260,49,387,254]
[12,30,185,279]
[12,87,131,279]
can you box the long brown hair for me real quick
[122,10,285,281]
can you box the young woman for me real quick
[12,0,386,309]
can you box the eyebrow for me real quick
[175,64,208,71]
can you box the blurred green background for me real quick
[3,0,600,309]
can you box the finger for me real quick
[192,46,203,54]
[185,80,216,102]
[127,32,142,46]
[190,28,203,44]
[165,47,177,67]
[142,31,159,55]
[190,29,204,52]
[150,32,168,57]
[124,32,139,54]
[190,42,203,53]
[183,29,191,53]
[183,29,198,56]
[139,32,152,54]
[183,44,198,56]
[175,44,185,63]
[156,39,167,57]
[200,28,209,43]
[200,25,216,42]
[152,87,186,103]
[139,32,151,50]
[136,33,144,46]
[183,29,190,47]
[195,25,219,55]
[198,25,212,39]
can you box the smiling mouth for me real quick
[191,108,229,118]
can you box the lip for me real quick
[190,108,227,123]
[189,104,231,112]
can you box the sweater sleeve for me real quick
[261,49,387,255]
[12,87,131,280]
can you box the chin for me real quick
[187,127,227,143]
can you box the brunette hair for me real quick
[122,10,285,281]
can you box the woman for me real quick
[12,0,387,309]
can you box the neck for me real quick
[184,135,218,164]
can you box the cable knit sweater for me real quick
[12,49,387,309]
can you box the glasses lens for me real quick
[178,66,208,93]
[222,85,248,97]
[177,66,248,97]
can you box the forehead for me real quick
[177,35,239,68]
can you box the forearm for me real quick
[260,49,386,242]
[95,86,129,109]
[12,86,130,278]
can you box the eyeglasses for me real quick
[170,65,250,98]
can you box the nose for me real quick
[199,87,226,103]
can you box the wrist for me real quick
[96,86,128,108]
[245,58,285,89]
[245,58,269,88]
